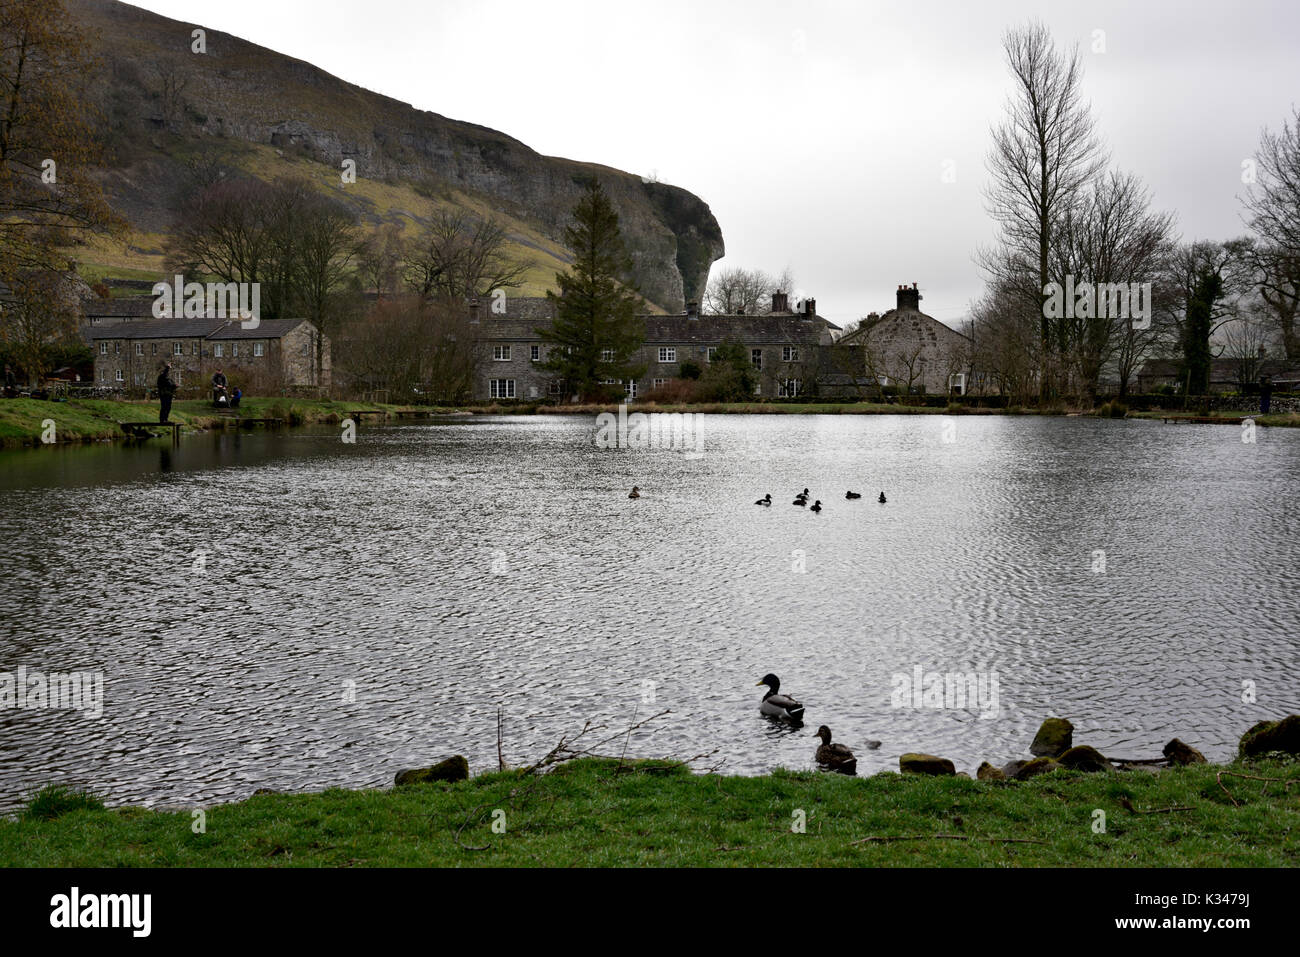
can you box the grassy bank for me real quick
[2,756,1296,867]
[0,397,467,448]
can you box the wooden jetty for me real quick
[119,421,183,445]
[1160,416,1245,425]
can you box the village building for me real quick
[1136,355,1300,394]
[471,292,839,400]
[830,284,973,396]
[87,318,330,395]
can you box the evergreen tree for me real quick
[537,178,644,400]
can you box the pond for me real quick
[0,413,1296,810]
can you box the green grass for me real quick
[3,757,1296,867]
[0,397,469,448]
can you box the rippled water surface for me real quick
[0,414,1297,810]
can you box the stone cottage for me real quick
[88,318,329,395]
[472,294,839,400]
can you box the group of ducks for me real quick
[756,673,881,775]
[754,488,887,511]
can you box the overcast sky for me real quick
[129,0,1297,326]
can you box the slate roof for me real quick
[85,318,308,340]
[474,310,838,346]
[82,297,158,319]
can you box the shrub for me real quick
[23,784,104,821]
[1098,400,1128,418]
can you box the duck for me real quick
[813,725,857,774]
[754,493,772,506]
[756,674,805,723]
[628,486,640,499]
[878,491,887,503]
[810,500,822,513]
[797,488,810,499]
[792,497,807,506]
[845,491,862,499]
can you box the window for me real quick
[193,343,199,355]
[490,378,515,399]
[652,378,668,390]
[754,382,762,395]
[493,345,511,361]
[706,347,718,363]
[548,379,562,395]
[625,380,638,398]
[99,342,107,355]
[751,349,763,369]
[173,343,183,356]
[151,344,157,356]
[782,346,800,362]
[254,342,265,357]
[601,348,614,362]
[114,342,120,354]
[601,378,619,385]
[658,347,676,363]
[214,343,224,358]
[115,369,123,382]
[135,344,143,356]
[530,345,540,362]
[231,344,239,358]
[778,379,802,397]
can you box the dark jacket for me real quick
[157,370,177,396]
[212,372,227,388]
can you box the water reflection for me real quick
[0,415,1297,810]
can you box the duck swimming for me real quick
[845,491,861,499]
[628,486,641,499]
[755,493,772,506]
[810,500,822,512]
[756,674,805,723]
[878,491,887,503]
[792,496,807,506]
[813,726,857,774]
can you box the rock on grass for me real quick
[394,755,469,786]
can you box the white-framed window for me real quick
[193,342,199,355]
[530,345,540,362]
[173,343,183,356]
[754,382,762,395]
[782,346,800,362]
[658,347,676,363]
[135,343,143,356]
[231,344,239,358]
[214,343,224,358]
[99,342,107,355]
[115,368,123,381]
[490,378,515,399]
[706,347,718,363]
[652,378,668,390]
[601,378,619,385]
[625,380,638,398]
[254,342,265,357]
[493,345,511,361]
[778,379,802,397]
[751,349,763,369]
[601,348,614,362]
[113,341,120,354]
[948,373,967,395]
[548,379,562,395]
[151,343,157,356]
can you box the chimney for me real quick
[686,300,699,320]
[468,297,480,324]
[737,305,745,316]
[771,290,789,313]
[896,283,921,312]
[802,298,816,319]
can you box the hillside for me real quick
[66,0,725,311]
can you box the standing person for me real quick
[2,364,16,398]
[211,368,228,405]
[158,362,177,423]
[1260,375,1273,415]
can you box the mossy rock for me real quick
[394,755,469,786]
[1014,757,1062,780]
[1029,717,1074,757]
[1239,715,1300,758]
[977,761,1006,781]
[1057,745,1110,773]
[899,753,956,776]
[1163,738,1207,766]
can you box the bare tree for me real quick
[982,20,1108,398]
[403,210,526,302]
[357,223,405,301]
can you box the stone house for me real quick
[87,318,329,395]
[472,293,838,400]
[831,284,973,395]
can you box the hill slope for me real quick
[68,0,724,310]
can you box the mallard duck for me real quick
[628,486,640,499]
[810,500,822,513]
[756,673,805,722]
[878,491,886,503]
[755,493,772,506]
[814,726,857,774]
[845,491,861,499]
